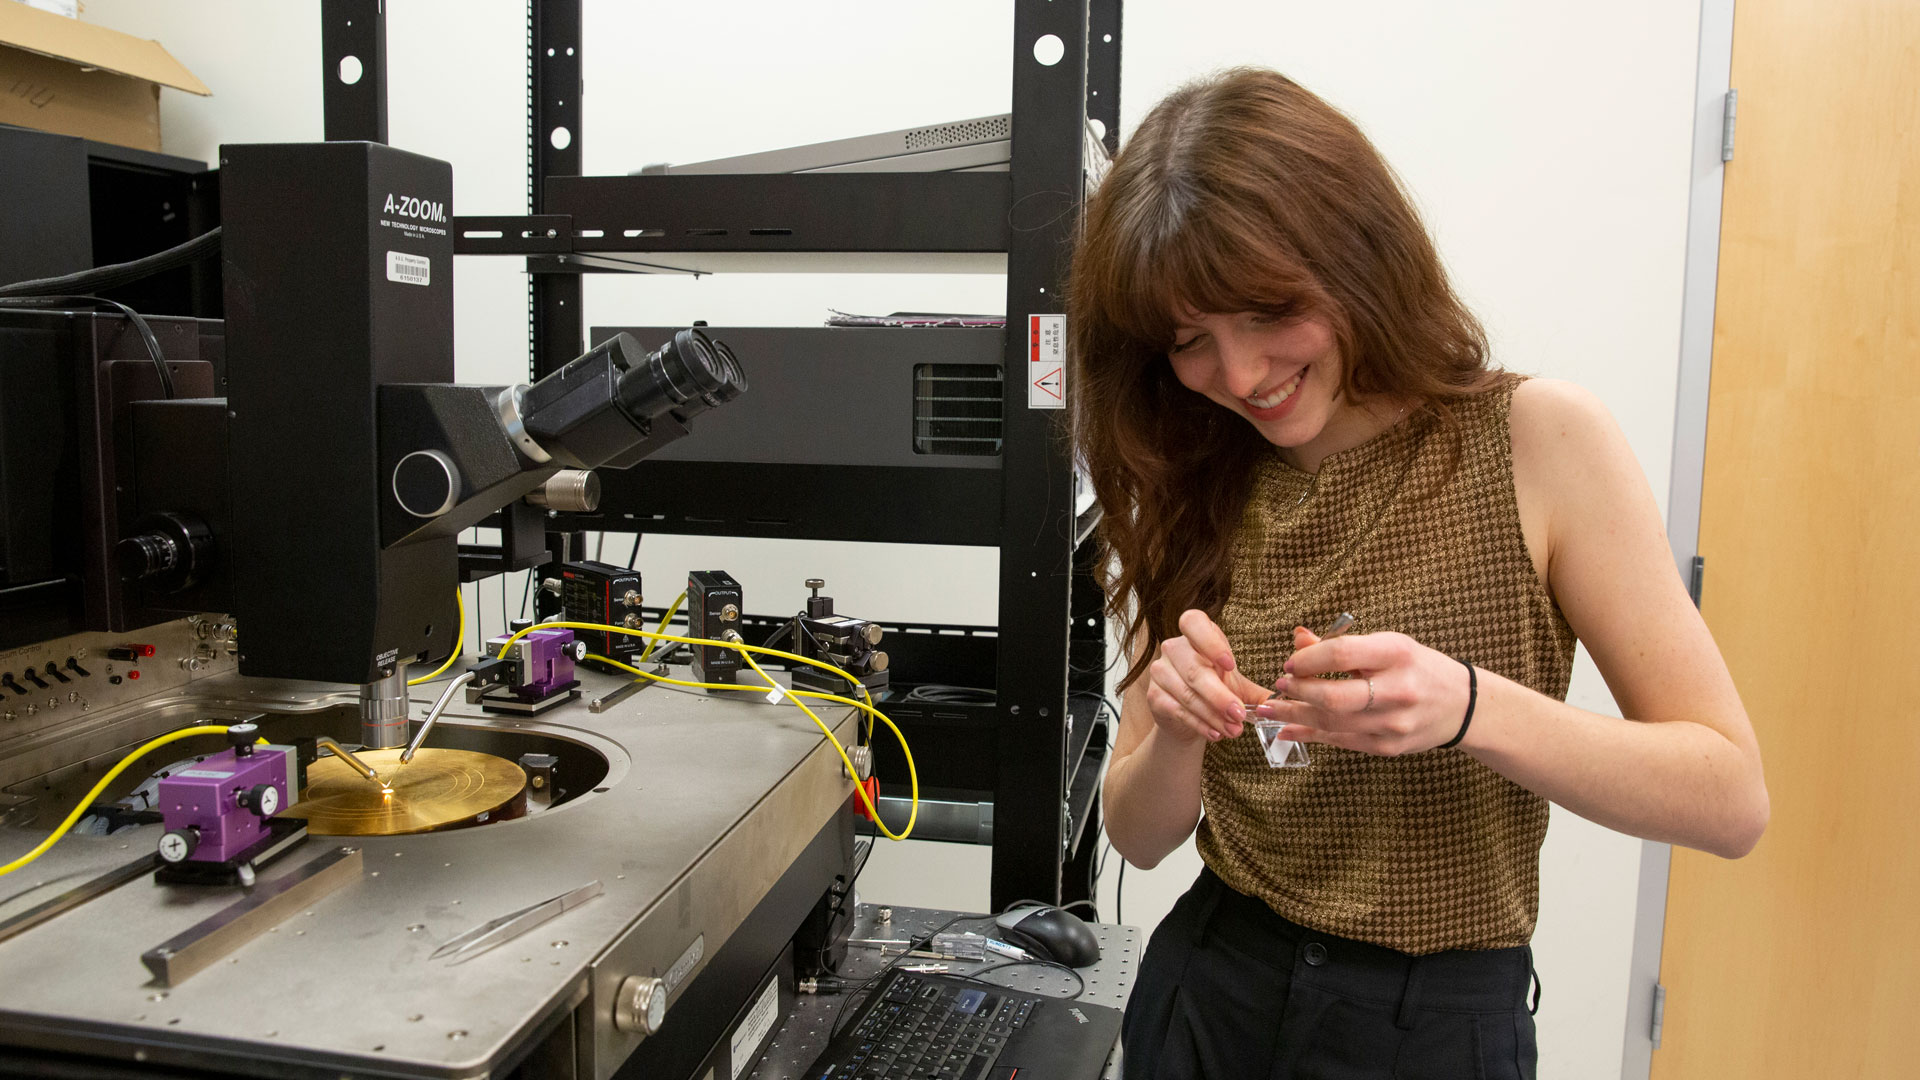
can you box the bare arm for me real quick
[1103,613,1271,869]
[1259,380,1768,858]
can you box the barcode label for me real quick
[386,251,431,286]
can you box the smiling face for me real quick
[1168,309,1347,451]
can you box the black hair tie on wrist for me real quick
[1439,658,1477,749]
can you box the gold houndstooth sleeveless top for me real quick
[1196,374,1576,954]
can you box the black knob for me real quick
[0,674,24,697]
[392,450,460,518]
[21,669,46,690]
[64,658,90,678]
[237,784,280,818]
[227,723,260,755]
[43,663,69,684]
[157,828,199,864]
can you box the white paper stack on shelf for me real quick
[635,113,1111,178]
[825,310,1006,328]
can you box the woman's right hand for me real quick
[1144,609,1273,744]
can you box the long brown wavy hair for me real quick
[1067,68,1502,691]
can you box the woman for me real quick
[1070,68,1767,1079]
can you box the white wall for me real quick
[81,3,1700,1076]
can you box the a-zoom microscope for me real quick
[2,127,874,1080]
[101,140,747,883]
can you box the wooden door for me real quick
[1653,1,1920,1077]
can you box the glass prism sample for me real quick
[1254,720,1311,768]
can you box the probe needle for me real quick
[314,736,387,790]
[1316,612,1356,641]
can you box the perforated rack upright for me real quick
[323,0,1124,913]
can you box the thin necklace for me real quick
[1289,402,1411,507]
[1285,412,1428,618]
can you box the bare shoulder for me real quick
[1506,378,1651,577]
[1508,378,1620,454]
[1508,377,1640,488]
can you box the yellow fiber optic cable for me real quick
[0,725,231,877]
[583,651,919,841]
[407,588,467,686]
[637,592,686,663]
[494,621,877,715]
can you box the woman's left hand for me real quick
[1251,626,1473,756]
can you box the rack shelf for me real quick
[544,172,1011,255]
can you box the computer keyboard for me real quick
[811,969,1038,1080]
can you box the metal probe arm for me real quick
[312,737,385,787]
[400,671,477,765]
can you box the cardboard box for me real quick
[0,2,208,153]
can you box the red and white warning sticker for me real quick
[1028,313,1066,409]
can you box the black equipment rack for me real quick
[320,0,1122,913]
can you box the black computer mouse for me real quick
[994,905,1101,968]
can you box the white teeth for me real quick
[1246,371,1303,410]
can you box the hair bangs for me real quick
[1099,194,1326,353]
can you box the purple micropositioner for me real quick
[514,627,582,701]
[156,746,290,864]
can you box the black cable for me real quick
[626,532,642,570]
[813,838,876,976]
[1117,859,1126,927]
[1000,898,1099,917]
[519,572,532,620]
[844,837,874,898]
[831,962,902,1041]
[468,542,484,658]
[799,615,827,655]
[831,910,995,1040]
[0,295,174,398]
[1069,690,1120,723]
[760,617,795,653]
[0,226,221,298]
[786,615,868,698]
[802,976,862,994]
[951,958,1087,1000]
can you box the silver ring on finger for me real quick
[1364,677,1376,712]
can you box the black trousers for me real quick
[1121,868,1538,1080]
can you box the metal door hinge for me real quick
[1651,982,1667,1048]
[1721,89,1738,162]
[1688,556,1705,608]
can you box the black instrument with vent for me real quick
[572,326,1005,545]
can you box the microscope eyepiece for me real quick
[707,339,748,405]
[619,328,748,421]
[517,329,747,471]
